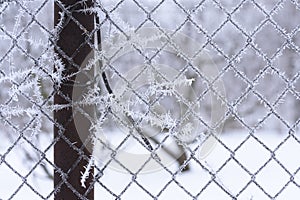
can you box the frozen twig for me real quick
[80,157,95,188]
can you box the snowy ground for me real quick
[1,130,300,200]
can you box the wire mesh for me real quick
[0,0,300,199]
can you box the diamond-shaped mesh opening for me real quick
[255,159,290,197]
[275,91,300,126]
[213,22,248,57]
[272,1,300,33]
[135,169,173,195]
[150,0,188,30]
[222,67,249,102]
[254,68,286,104]
[98,170,135,195]
[191,1,227,35]
[111,0,148,28]
[217,159,251,196]
[233,1,266,34]
[276,136,300,173]
[254,22,286,57]
[235,136,270,173]
[204,139,231,170]
[273,48,300,79]
[174,161,213,196]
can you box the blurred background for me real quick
[0,0,300,199]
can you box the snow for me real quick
[0,136,53,200]
[1,130,300,199]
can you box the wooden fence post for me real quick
[54,1,94,199]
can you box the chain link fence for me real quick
[0,0,300,199]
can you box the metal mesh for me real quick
[0,0,300,199]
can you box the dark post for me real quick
[54,1,94,199]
